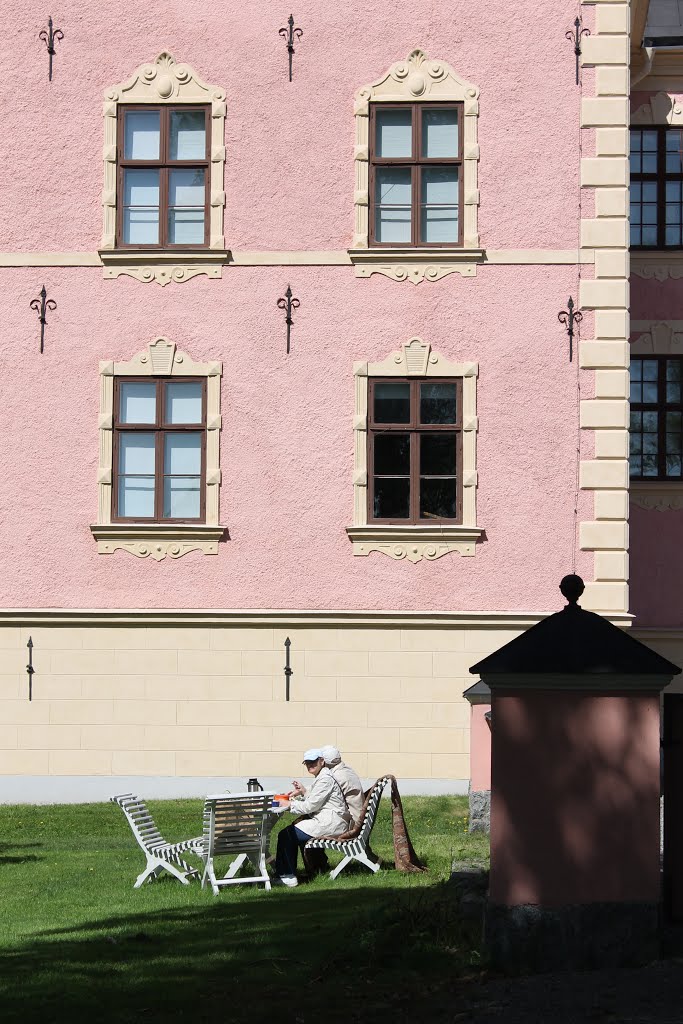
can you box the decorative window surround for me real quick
[630,95,683,280]
[630,480,683,511]
[350,50,481,284]
[100,53,229,286]
[630,321,683,511]
[348,337,480,561]
[90,336,226,559]
[632,91,683,127]
[631,321,683,355]
[631,251,683,280]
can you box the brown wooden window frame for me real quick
[369,102,464,248]
[368,377,463,525]
[112,376,207,523]
[116,104,210,249]
[630,356,683,481]
[630,125,683,250]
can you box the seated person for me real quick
[273,748,350,887]
[318,744,364,827]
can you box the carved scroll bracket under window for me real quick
[91,336,226,559]
[347,337,481,561]
[99,53,229,285]
[350,49,481,283]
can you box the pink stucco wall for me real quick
[490,691,661,906]
[0,0,594,612]
[470,703,491,791]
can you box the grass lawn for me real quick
[0,795,489,1023]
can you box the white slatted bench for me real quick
[112,793,203,888]
[200,792,276,895]
[305,775,390,880]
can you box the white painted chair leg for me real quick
[224,853,247,879]
[330,855,352,880]
[259,855,271,891]
[134,861,159,888]
[161,860,192,885]
[356,852,380,873]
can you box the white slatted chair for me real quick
[305,775,391,880]
[111,793,203,887]
[200,792,276,895]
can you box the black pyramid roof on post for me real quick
[470,575,680,682]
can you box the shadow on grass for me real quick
[0,842,43,865]
[0,879,481,1024]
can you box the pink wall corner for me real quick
[470,703,492,791]
[630,506,683,627]
[490,691,661,907]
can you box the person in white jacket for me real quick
[273,748,350,887]
[320,744,365,827]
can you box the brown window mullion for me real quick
[658,127,666,250]
[155,429,163,522]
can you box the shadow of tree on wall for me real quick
[490,692,660,912]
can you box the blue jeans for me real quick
[274,824,311,876]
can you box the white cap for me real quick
[302,748,323,762]
[321,745,341,766]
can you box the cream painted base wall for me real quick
[0,615,540,801]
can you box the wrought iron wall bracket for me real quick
[284,637,293,701]
[279,15,303,82]
[558,297,583,362]
[39,16,64,82]
[277,285,300,354]
[30,285,57,354]
[26,637,34,702]
[566,16,589,85]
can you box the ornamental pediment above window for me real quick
[99,53,229,286]
[349,50,483,284]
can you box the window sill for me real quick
[90,523,228,560]
[630,480,683,511]
[630,251,683,281]
[346,524,482,562]
[348,247,485,284]
[98,248,232,286]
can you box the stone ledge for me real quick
[90,523,227,560]
[346,524,483,561]
[348,247,485,283]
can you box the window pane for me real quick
[374,381,410,423]
[168,209,205,244]
[170,110,206,160]
[420,478,457,519]
[168,169,205,244]
[123,169,160,244]
[420,433,457,475]
[118,476,155,518]
[374,434,410,475]
[120,382,157,424]
[666,130,683,173]
[169,168,205,206]
[375,109,412,157]
[163,477,201,518]
[124,111,160,159]
[420,382,457,423]
[373,478,410,519]
[119,433,155,474]
[667,360,682,402]
[164,433,202,475]
[420,167,459,243]
[375,167,411,243]
[165,382,203,423]
[422,109,458,158]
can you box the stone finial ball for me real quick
[559,574,585,605]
